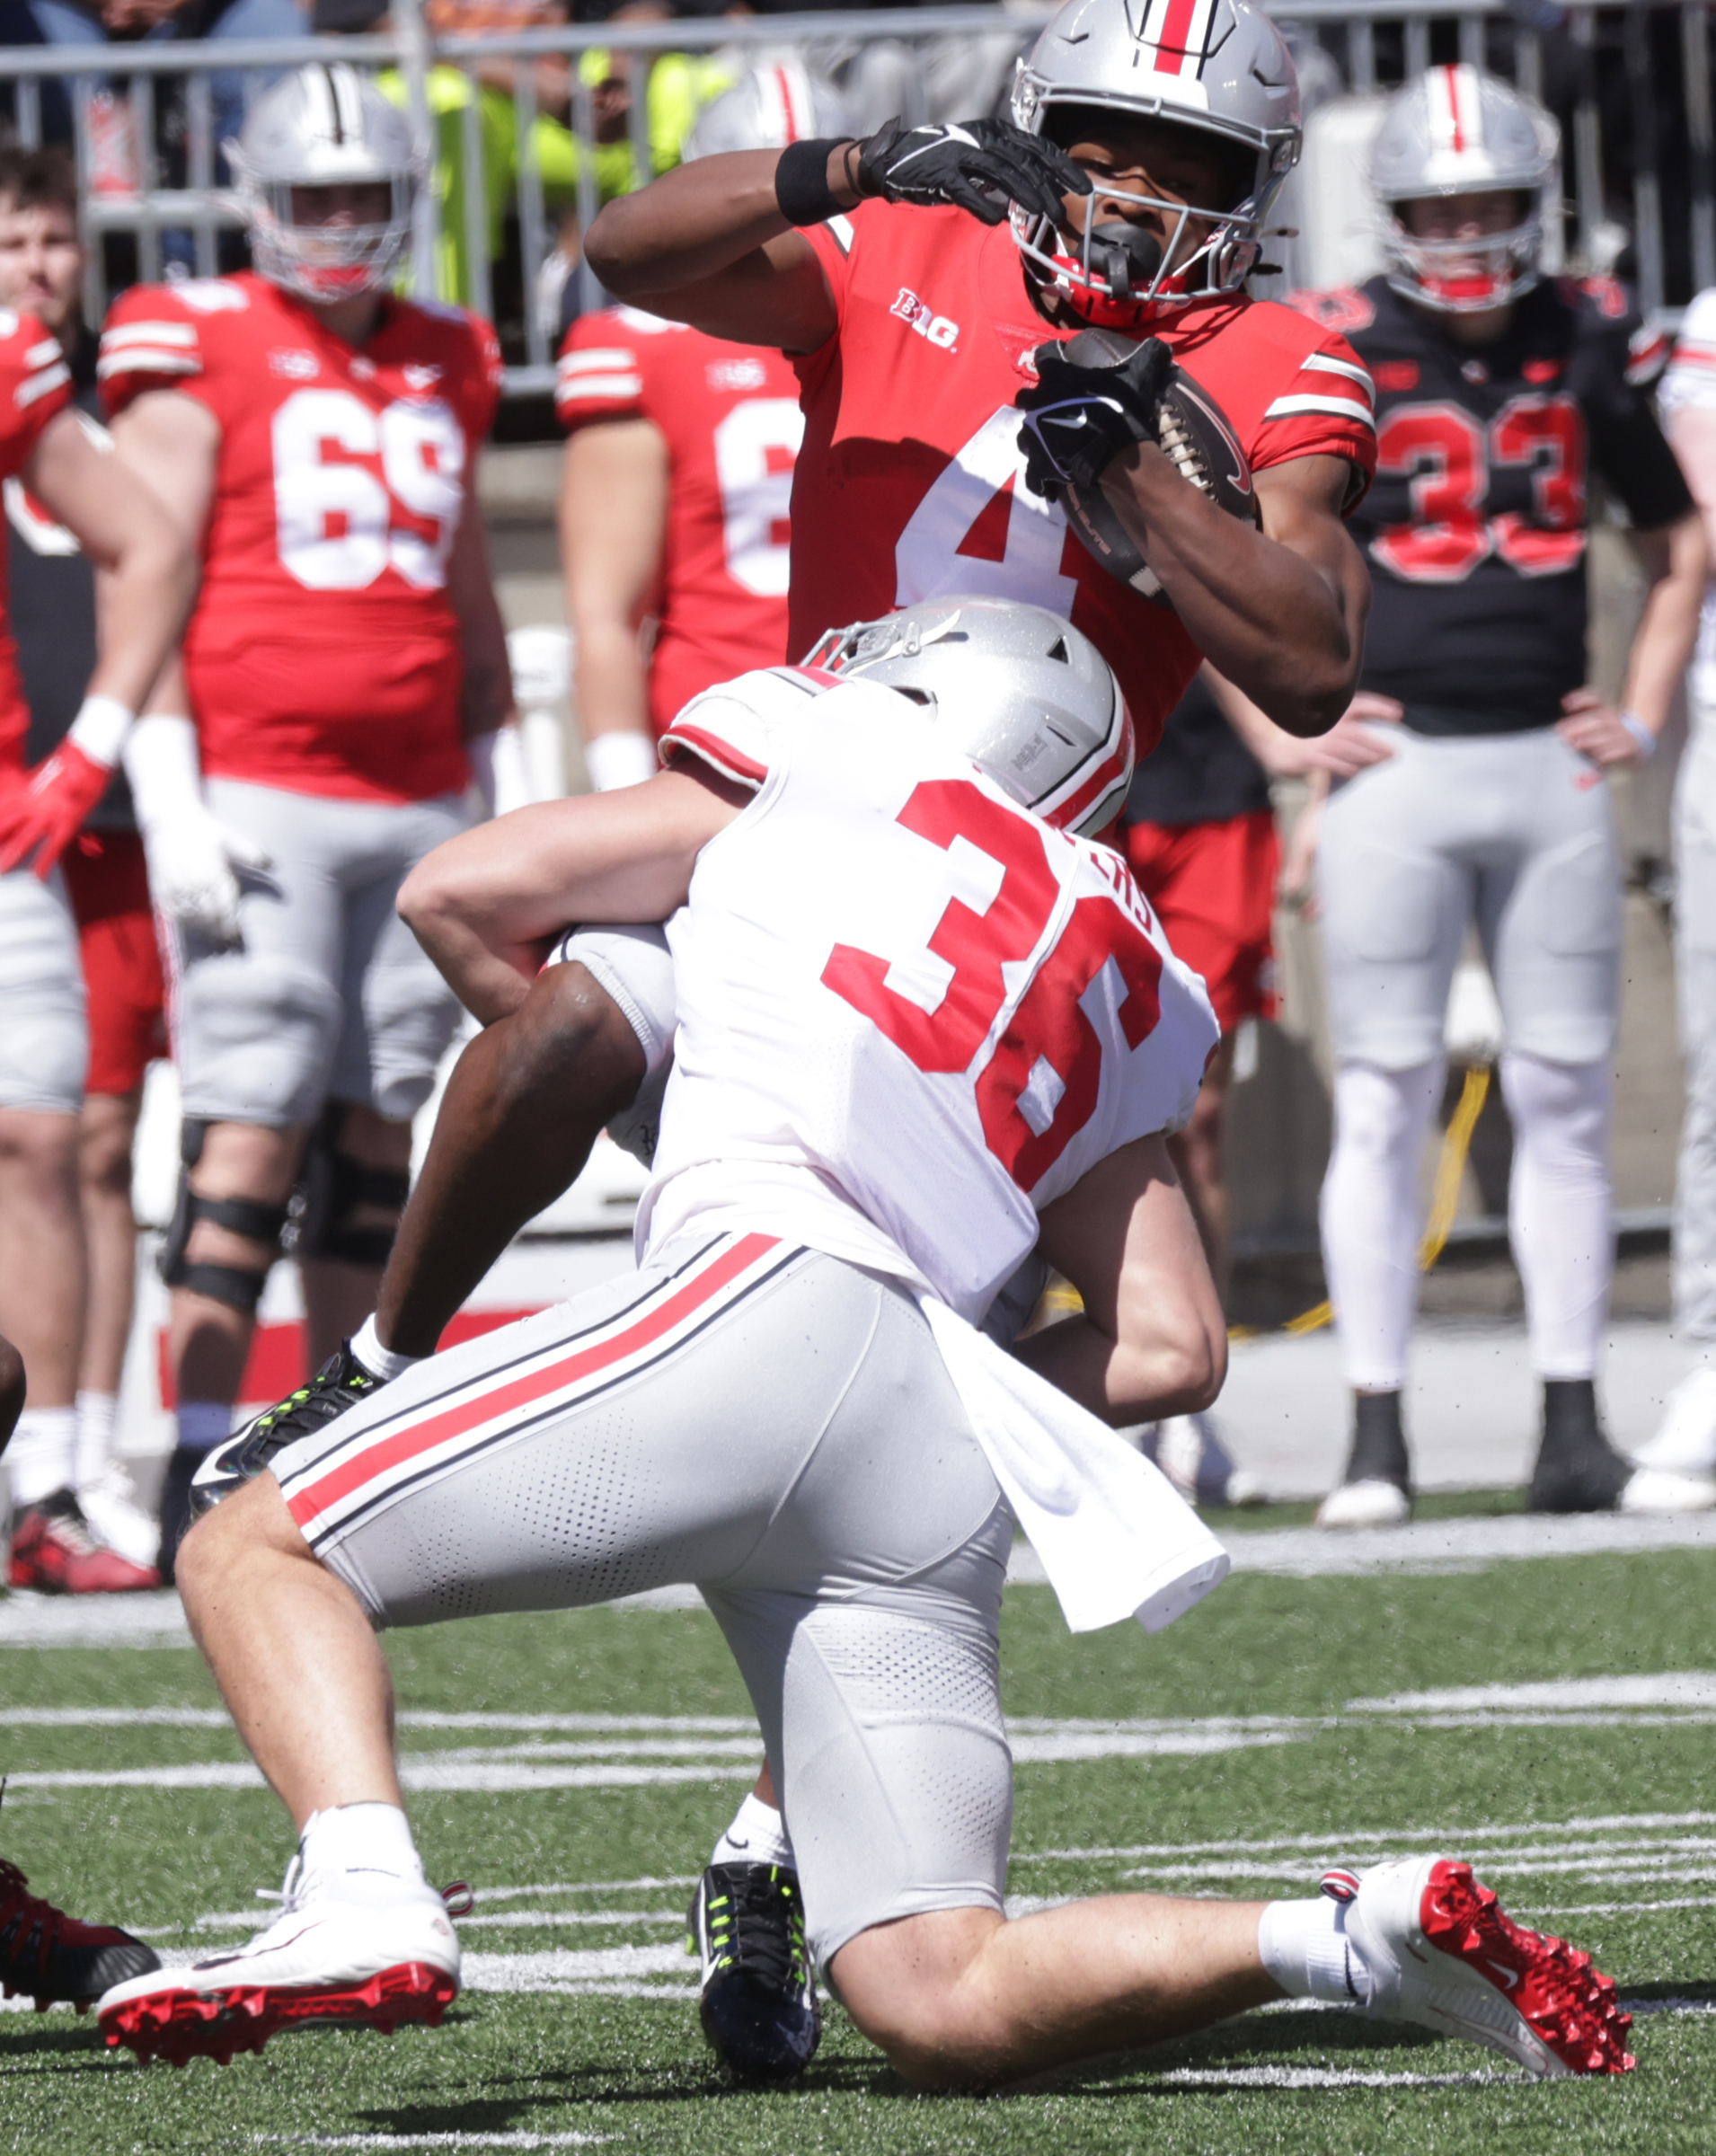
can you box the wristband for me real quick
[1619,710,1658,760]
[585,729,659,793]
[66,693,134,770]
[774,137,851,227]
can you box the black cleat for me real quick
[1316,1390,1413,1529]
[189,1344,383,1524]
[1528,1378,1633,1514]
[0,1784,160,2010]
[687,1861,819,2086]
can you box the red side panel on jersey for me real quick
[559,309,802,736]
[0,310,72,772]
[99,275,498,802]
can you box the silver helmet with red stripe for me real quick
[1009,0,1301,331]
[1372,66,1559,312]
[801,598,1134,837]
[682,56,851,160]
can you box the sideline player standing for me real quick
[0,214,193,1585]
[99,62,517,1570]
[556,63,843,792]
[102,624,1632,2087]
[0,147,165,1584]
[1635,292,1716,1493]
[1289,66,1706,1526]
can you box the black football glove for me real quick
[852,116,1089,229]
[1016,335,1174,500]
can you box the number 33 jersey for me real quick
[642,667,1221,1323]
[556,308,803,738]
[99,272,502,803]
[1288,275,1691,731]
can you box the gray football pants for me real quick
[270,1231,1014,1969]
[1676,734,1716,1341]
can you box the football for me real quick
[1053,326,1260,611]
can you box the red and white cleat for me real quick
[7,1491,160,1595]
[97,1868,461,2067]
[1331,1857,1634,2077]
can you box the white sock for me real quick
[8,1407,78,1507]
[711,1790,795,1870]
[1501,1053,1614,1380]
[1320,1060,1444,1392]
[350,1312,423,1384]
[1257,1895,1371,2006]
[298,1802,428,1904]
[176,1401,231,1455]
[75,1389,118,1489]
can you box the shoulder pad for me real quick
[614,305,682,337]
[172,278,250,314]
[1281,287,1376,335]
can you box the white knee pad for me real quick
[1499,1052,1614,1380]
[1320,1060,1445,1393]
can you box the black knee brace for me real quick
[159,1118,289,1314]
[292,1102,411,1268]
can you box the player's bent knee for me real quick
[831,1909,1011,2090]
[175,1471,315,1605]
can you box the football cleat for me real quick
[97,1860,461,2066]
[78,1461,167,1573]
[1315,1477,1411,1530]
[1146,1413,1263,1509]
[1335,1857,1634,2077]
[1527,1379,1632,1515]
[1318,1392,1412,1530]
[190,1344,381,1521]
[0,1839,160,2010]
[6,1489,161,1595]
[1633,1366,1716,1479]
[1619,1465,1716,1515]
[686,1861,820,2085]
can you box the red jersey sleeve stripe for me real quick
[659,723,769,789]
[16,359,70,407]
[101,321,198,350]
[1263,393,1376,431]
[95,349,200,382]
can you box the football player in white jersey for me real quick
[100,607,1631,2089]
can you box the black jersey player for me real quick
[1289,62,1706,1525]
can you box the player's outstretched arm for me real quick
[398,767,747,1021]
[1016,1134,1226,1425]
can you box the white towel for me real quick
[916,1294,1231,1635]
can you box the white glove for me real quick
[121,714,271,944]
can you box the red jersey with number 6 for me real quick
[98,272,502,802]
[0,308,72,773]
[1287,274,1691,732]
[788,204,1377,763]
[556,307,802,737]
[644,665,1220,1322]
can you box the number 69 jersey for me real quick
[1288,274,1691,730]
[641,668,1220,1324]
[556,307,804,738]
[98,272,502,804]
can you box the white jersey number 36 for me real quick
[273,388,465,593]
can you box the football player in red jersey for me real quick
[1278,66,1706,1527]
[554,63,845,793]
[0,225,193,1590]
[99,61,518,1571]
[0,148,168,1587]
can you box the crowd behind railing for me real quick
[0,0,1710,393]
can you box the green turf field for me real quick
[4,1530,1716,2155]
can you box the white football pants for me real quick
[1674,730,1716,1343]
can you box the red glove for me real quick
[0,738,114,878]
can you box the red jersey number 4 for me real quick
[821,781,1162,1188]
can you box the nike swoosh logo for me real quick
[1484,1959,1521,1990]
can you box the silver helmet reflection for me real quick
[803,597,1134,837]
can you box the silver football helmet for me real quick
[802,597,1134,838]
[226,63,421,304]
[1010,0,1301,329]
[682,56,852,160]
[1371,65,1559,313]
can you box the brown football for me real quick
[1054,327,1260,612]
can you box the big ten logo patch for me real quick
[707,356,770,393]
[891,288,960,352]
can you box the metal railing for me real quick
[0,0,1706,394]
